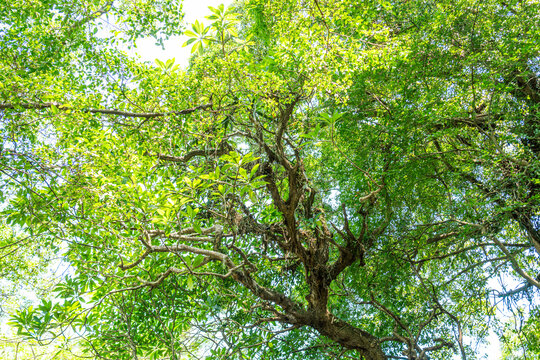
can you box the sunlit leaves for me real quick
[183,4,252,55]
[183,19,213,54]
[2,0,540,359]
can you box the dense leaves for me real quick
[1,0,539,359]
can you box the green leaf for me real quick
[155,58,165,69]
[186,276,194,290]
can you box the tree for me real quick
[1,0,539,359]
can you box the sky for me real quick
[133,1,504,358]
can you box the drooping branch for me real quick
[490,234,540,290]
[440,151,540,257]
[499,280,538,298]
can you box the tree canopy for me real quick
[1,0,539,359]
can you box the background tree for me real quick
[1,0,539,359]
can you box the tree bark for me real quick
[295,310,387,360]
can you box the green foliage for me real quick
[183,4,253,55]
[1,0,540,359]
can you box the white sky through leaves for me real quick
[135,0,234,68]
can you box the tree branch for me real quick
[0,102,212,118]
[151,142,232,164]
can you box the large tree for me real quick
[1,0,539,359]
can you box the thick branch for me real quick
[152,143,232,164]
[426,231,460,245]
[294,313,387,360]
